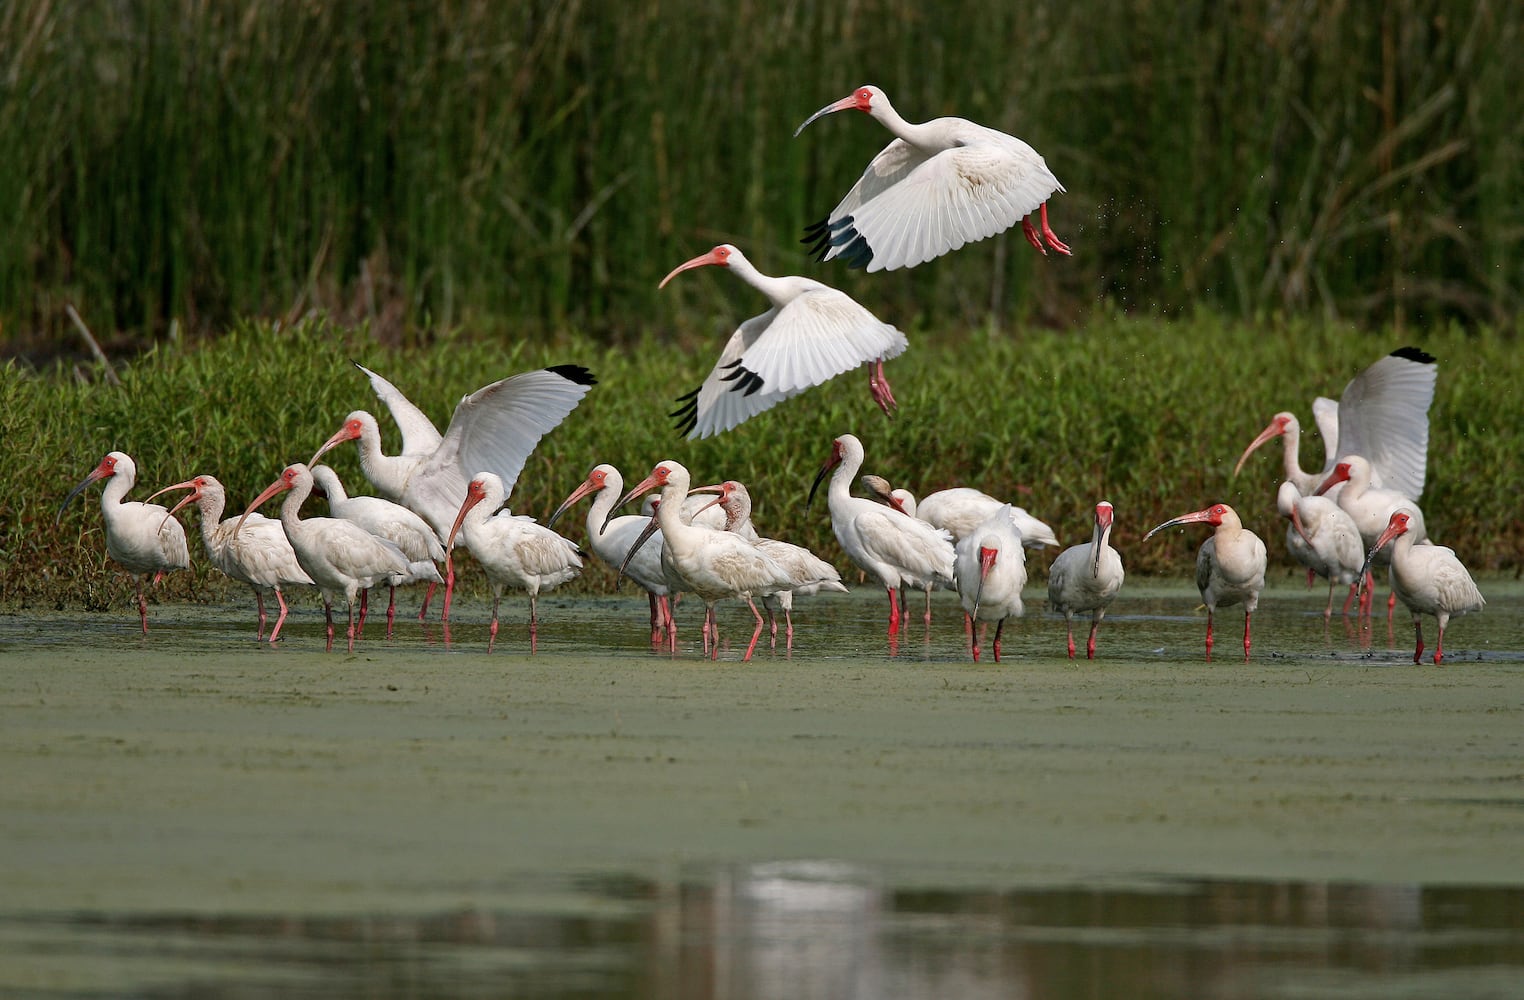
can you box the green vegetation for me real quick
[3,1,1520,357]
[7,314,1520,611]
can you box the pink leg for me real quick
[1086,618,1100,660]
[1341,582,1358,617]
[868,357,897,417]
[386,585,397,638]
[255,589,268,641]
[708,606,721,660]
[1388,589,1397,623]
[136,576,150,634]
[921,586,933,629]
[1434,620,1445,665]
[1307,567,1316,589]
[418,580,437,621]
[1039,202,1071,255]
[1243,611,1252,661]
[529,595,538,655]
[324,601,335,652]
[1204,610,1215,662]
[992,619,1005,662]
[442,557,456,622]
[648,592,662,645]
[1412,615,1424,665]
[886,586,901,637]
[356,589,368,637]
[488,596,500,653]
[1021,218,1046,254]
[345,602,356,653]
[966,612,980,661]
[783,607,795,653]
[743,598,765,661]
[271,589,291,644]
[1064,616,1076,659]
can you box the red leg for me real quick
[743,598,764,661]
[271,589,290,644]
[1040,202,1072,255]
[345,602,356,653]
[1021,218,1046,254]
[1412,615,1424,665]
[324,600,335,652]
[868,358,897,417]
[966,612,980,661]
[921,586,933,630]
[1306,567,1316,589]
[1243,610,1252,661]
[356,589,368,637]
[1387,589,1397,623]
[418,580,437,621]
[1064,616,1076,659]
[254,589,268,641]
[1434,620,1445,665]
[783,607,795,653]
[442,557,456,622]
[529,595,539,655]
[1341,582,1358,618]
[1204,610,1215,662]
[886,586,901,637]
[1086,618,1100,660]
[386,585,397,638]
[488,595,500,653]
[992,619,1005,662]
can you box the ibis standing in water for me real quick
[1047,500,1125,660]
[1362,509,1483,665]
[1144,503,1266,662]
[795,84,1070,270]
[954,505,1028,662]
[660,244,908,438]
[58,451,190,634]
[1274,481,1364,620]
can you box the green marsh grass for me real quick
[2,1,1521,355]
[9,314,1521,612]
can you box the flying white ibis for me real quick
[57,451,190,634]
[1047,500,1125,659]
[149,474,312,642]
[1234,347,1437,498]
[660,244,908,438]
[795,84,1070,270]
[1274,481,1363,620]
[808,434,955,638]
[444,472,582,652]
[308,362,595,540]
[690,480,848,650]
[617,461,795,661]
[238,463,411,652]
[1144,503,1266,662]
[308,464,445,634]
[954,505,1028,662]
[1362,509,1483,665]
[862,478,1059,550]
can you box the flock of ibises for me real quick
[53,86,1486,663]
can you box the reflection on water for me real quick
[4,865,1523,999]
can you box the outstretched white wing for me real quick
[354,361,443,456]
[1336,348,1437,500]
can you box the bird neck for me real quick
[280,481,313,528]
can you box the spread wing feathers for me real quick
[803,139,928,258]
[1335,349,1437,501]
[354,362,443,455]
[811,141,1065,272]
[672,298,905,440]
[420,366,596,499]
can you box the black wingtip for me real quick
[546,363,598,386]
[1390,346,1437,365]
[669,388,700,437]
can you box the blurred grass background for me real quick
[1,0,1520,356]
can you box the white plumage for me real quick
[151,474,312,642]
[1145,503,1266,662]
[809,434,956,638]
[1047,500,1125,659]
[444,472,582,652]
[796,84,1069,271]
[1274,481,1363,619]
[954,505,1028,662]
[57,451,190,634]
[309,362,595,541]
[661,244,908,439]
[1364,508,1483,665]
[868,480,1059,550]
[239,463,410,652]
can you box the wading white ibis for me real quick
[308,464,445,633]
[954,505,1027,662]
[238,463,410,652]
[1144,503,1266,662]
[863,478,1059,550]
[1047,500,1125,659]
[1274,481,1363,619]
[795,84,1069,270]
[149,474,312,642]
[1234,347,1437,498]
[57,451,190,634]
[617,462,794,661]
[808,434,955,639]
[1316,455,1428,617]
[1361,509,1483,665]
[690,479,848,650]
[309,362,595,540]
[444,472,582,652]
[661,244,908,438]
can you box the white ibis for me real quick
[808,434,955,638]
[691,480,849,650]
[308,464,445,633]
[1234,347,1437,499]
[864,479,1059,550]
[1047,500,1125,659]
[309,362,596,540]
[1144,503,1266,662]
[616,461,794,661]
[795,84,1069,270]
[444,472,582,652]
[57,451,190,634]
[1362,509,1483,665]
[238,463,410,652]
[1274,481,1363,620]
[1316,454,1428,617]
[954,505,1028,662]
[149,474,312,642]
[660,244,908,438]
[548,463,676,643]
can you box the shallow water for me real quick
[2,581,1521,998]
